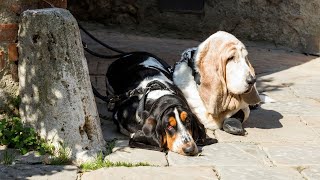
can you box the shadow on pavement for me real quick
[244,107,283,129]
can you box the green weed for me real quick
[80,152,150,171]
[1,150,15,165]
[0,116,53,155]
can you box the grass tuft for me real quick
[48,142,72,165]
[1,150,15,165]
[80,152,151,172]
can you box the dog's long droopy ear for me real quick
[241,84,261,105]
[241,57,261,105]
[197,33,228,116]
[191,114,218,146]
[129,116,164,151]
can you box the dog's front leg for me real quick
[222,106,250,136]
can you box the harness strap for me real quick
[107,88,143,111]
[136,80,172,124]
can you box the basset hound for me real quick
[173,31,261,135]
[106,52,216,155]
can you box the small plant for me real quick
[1,150,15,165]
[0,116,53,155]
[80,152,151,171]
[49,142,72,165]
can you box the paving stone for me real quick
[101,119,128,141]
[262,144,320,166]
[111,140,131,152]
[300,116,320,127]
[105,140,168,166]
[215,166,303,180]
[301,166,320,180]
[0,164,78,180]
[168,143,269,167]
[300,116,320,136]
[15,151,47,165]
[260,99,320,116]
[81,166,217,180]
[216,114,318,143]
[291,83,320,102]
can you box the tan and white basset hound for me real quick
[173,31,261,135]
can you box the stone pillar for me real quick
[18,8,106,164]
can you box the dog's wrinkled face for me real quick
[162,107,199,156]
[225,42,256,94]
[197,31,259,116]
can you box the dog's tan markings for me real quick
[166,133,177,150]
[169,117,177,127]
[161,135,167,147]
[180,111,188,122]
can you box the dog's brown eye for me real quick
[227,56,234,61]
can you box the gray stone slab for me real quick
[216,114,318,143]
[301,166,320,180]
[0,164,77,180]
[105,140,168,166]
[262,144,320,166]
[15,151,48,165]
[168,143,269,167]
[215,166,303,180]
[81,166,217,180]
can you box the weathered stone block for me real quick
[18,8,105,164]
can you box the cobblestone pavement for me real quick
[2,22,320,179]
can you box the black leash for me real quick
[78,23,125,54]
[79,25,173,104]
[42,1,172,107]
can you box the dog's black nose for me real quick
[246,75,256,85]
[182,144,196,155]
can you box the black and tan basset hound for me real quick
[106,52,216,155]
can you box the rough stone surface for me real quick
[301,166,320,180]
[168,143,270,167]
[0,164,77,179]
[215,166,303,180]
[105,140,168,166]
[70,0,320,53]
[81,166,218,180]
[18,8,105,164]
[0,0,20,114]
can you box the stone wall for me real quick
[0,1,68,115]
[69,0,320,55]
